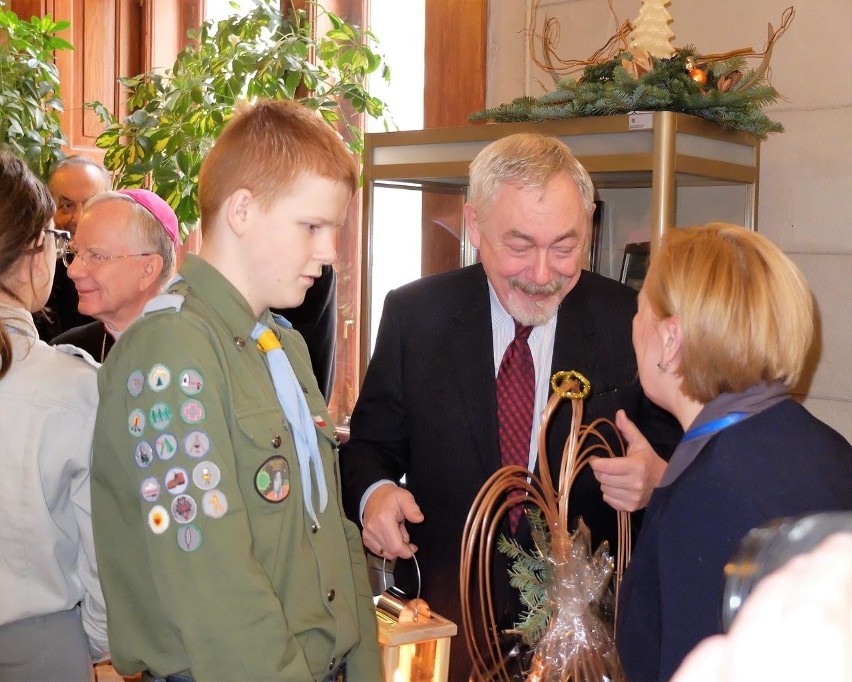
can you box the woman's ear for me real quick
[659,315,683,368]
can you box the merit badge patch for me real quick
[128,408,146,437]
[180,399,206,424]
[183,431,211,458]
[148,505,170,534]
[177,524,202,552]
[140,476,161,502]
[202,489,228,518]
[149,402,173,431]
[127,370,145,397]
[178,369,204,396]
[155,433,178,460]
[255,456,290,503]
[147,364,171,392]
[171,494,198,524]
[192,461,221,490]
[164,467,189,495]
[134,441,154,469]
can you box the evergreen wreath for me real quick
[472,3,795,140]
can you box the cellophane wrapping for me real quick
[526,521,625,682]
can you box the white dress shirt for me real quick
[0,308,108,659]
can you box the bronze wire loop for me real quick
[460,371,631,681]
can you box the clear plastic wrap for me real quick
[525,521,625,682]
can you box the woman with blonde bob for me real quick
[615,223,852,682]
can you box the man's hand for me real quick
[362,483,424,560]
[589,409,668,512]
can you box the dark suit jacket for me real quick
[340,264,680,679]
[35,264,95,341]
[50,320,113,362]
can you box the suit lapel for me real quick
[448,266,502,474]
[551,272,598,387]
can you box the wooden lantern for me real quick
[376,588,457,682]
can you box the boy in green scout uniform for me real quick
[91,100,381,682]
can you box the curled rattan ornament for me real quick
[460,371,630,681]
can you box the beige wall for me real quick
[487,0,852,440]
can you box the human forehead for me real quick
[50,165,108,199]
[75,199,135,246]
[486,176,589,241]
[263,173,352,220]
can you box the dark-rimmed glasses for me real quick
[43,228,71,260]
[62,247,154,269]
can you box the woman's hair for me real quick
[0,150,56,379]
[643,223,814,403]
[198,99,358,231]
[467,133,596,217]
[86,192,177,288]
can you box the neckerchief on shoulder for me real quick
[659,381,789,487]
[252,319,328,527]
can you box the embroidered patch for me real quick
[202,489,228,518]
[140,477,161,502]
[192,461,221,491]
[254,456,290,503]
[155,433,178,461]
[134,441,154,469]
[127,370,145,397]
[148,505,170,534]
[178,369,204,396]
[183,431,211,458]
[149,402,173,431]
[164,467,189,495]
[180,399,206,424]
[171,494,198,524]
[177,524,202,552]
[128,409,146,437]
[147,364,171,392]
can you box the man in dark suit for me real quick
[340,133,681,680]
[35,156,111,340]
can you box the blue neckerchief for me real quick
[251,320,328,527]
[681,412,748,443]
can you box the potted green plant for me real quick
[89,0,390,238]
[0,6,72,179]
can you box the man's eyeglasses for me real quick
[62,247,154,269]
[43,228,71,260]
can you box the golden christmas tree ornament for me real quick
[629,0,676,59]
[689,66,708,85]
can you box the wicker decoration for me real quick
[460,371,630,681]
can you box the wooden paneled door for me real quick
[9,0,201,159]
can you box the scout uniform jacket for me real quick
[91,255,380,681]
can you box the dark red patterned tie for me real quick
[496,319,535,533]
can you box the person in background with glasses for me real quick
[50,189,179,362]
[35,155,112,341]
[0,149,109,680]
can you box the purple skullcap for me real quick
[117,189,180,248]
